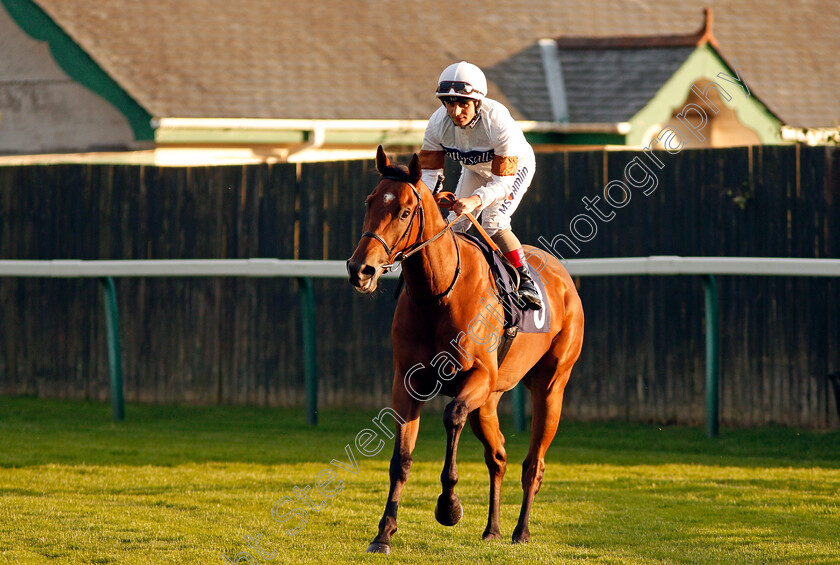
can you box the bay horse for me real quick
[346,146,584,554]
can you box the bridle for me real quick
[357,176,462,299]
[360,176,426,271]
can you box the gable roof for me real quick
[19,0,840,128]
[562,47,698,124]
[488,41,698,124]
[491,8,773,126]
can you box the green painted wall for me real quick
[2,0,153,140]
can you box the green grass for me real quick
[1,397,838,564]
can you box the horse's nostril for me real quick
[361,264,376,276]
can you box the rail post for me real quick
[99,277,125,422]
[702,274,720,438]
[297,277,318,426]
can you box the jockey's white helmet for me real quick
[435,61,487,102]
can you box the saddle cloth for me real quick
[459,232,551,334]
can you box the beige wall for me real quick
[0,4,138,155]
[651,79,761,149]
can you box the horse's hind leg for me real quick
[513,362,572,544]
[467,391,507,540]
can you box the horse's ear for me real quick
[375,145,390,173]
[408,153,422,184]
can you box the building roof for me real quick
[492,9,754,125]
[25,0,840,128]
[489,41,698,124]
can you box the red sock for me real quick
[504,248,525,268]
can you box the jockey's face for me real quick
[444,98,476,127]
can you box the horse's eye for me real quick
[400,209,411,220]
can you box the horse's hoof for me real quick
[366,542,391,554]
[512,527,531,544]
[434,493,463,526]
[481,529,501,541]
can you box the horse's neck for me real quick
[402,191,459,302]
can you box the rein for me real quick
[360,177,505,301]
[433,192,501,253]
[360,176,425,268]
[360,177,462,300]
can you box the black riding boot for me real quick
[516,265,542,310]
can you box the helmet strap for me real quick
[474,99,482,111]
[466,100,482,128]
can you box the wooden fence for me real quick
[0,146,838,427]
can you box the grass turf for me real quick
[1,396,838,564]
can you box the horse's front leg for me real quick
[435,367,492,527]
[366,377,423,554]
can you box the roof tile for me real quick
[25,0,840,127]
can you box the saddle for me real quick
[459,232,551,366]
[458,233,551,330]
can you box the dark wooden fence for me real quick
[1,146,838,427]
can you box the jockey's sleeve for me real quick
[419,112,446,190]
[419,149,445,191]
[473,111,521,206]
[473,155,519,207]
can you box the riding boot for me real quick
[516,265,542,310]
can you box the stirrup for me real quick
[518,286,542,310]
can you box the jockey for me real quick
[419,61,542,310]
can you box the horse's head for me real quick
[347,146,424,294]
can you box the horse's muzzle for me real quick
[346,258,380,294]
